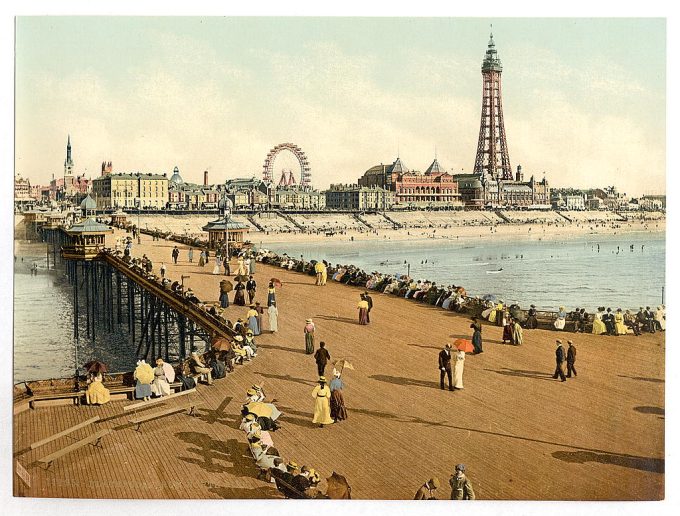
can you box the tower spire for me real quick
[64,134,74,175]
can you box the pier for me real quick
[13,225,665,500]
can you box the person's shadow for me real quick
[368,374,441,390]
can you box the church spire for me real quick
[64,134,74,175]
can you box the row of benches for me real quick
[28,382,184,409]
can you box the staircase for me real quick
[555,211,572,223]
[246,214,266,232]
[353,213,373,230]
[493,209,513,224]
[276,210,306,231]
[380,212,403,229]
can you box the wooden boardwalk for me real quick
[13,232,665,499]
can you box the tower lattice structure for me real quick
[473,32,513,181]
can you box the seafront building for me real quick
[167,167,221,210]
[91,171,169,209]
[325,183,395,210]
[358,157,461,207]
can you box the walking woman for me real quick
[329,370,348,422]
[311,376,334,428]
[267,301,279,333]
[198,249,206,267]
[212,255,222,275]
[267,281,277,307]
[357,296,369,325]
[452,347,466,390]
[304,318,315,354]
[470,317,483,354]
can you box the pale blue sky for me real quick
[15,17,666,195]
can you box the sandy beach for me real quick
[13,229,665,500]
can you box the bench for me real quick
[29,390,83,409]
[37,429,112,469]
[123,388,197,412]
[30,416,101,450]
[128,402,204,432]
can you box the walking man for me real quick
[449,464,475,500]
[566,340,577,378]
[246,276,257,305]
[314,341,331,377]
[439,343,453,391]
[553,339,567,382]
[171,245,180,264]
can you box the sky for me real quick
[15,17,666,196]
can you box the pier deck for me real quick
[13,231,665,499]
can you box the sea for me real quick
[13,230,665,383]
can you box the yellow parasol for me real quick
[244,401,273,418]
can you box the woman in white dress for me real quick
[212,255,222,275]
[452,348,466,390]
[151,358,173,397]
[268,302,279,333]
[554,306,567,331]
[655,305,665,331]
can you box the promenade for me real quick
[13,231,665,499]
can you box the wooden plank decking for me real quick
[13,232,665,500]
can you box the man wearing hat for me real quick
[189,351,213,385]
[414,478,440,500]
[566,340,577,378]
[314,341,331,377]
[552,340,567,382]
[449,464,475,500]
[438,343,454,391]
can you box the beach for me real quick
[13,228,665,500]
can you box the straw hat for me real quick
[245,414,255,421]
[306,318,313,323]
[555,339,562,345]
[234,335,244,342]
[318,376,327,383]
[246,388,256,396]
[246,329,254,335]
[429,478,441,488]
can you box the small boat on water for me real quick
[486,268,503,274]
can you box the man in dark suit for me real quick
[553,339,567,382]
[314,341,331,376]
[439,343,453,391]
[246,276,257,305]
[362,292,373,323]
[603,308,615,335]
[566,340,577,378]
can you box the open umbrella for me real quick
[162,362,176,384]
[83,360,108,374]
[270,278,283,288]
[219,279,233,292]
[453,339,474,353]
[212,337,232,352]
[244,401,273,418]
[326,472,352,499]
[234,274,249,282]
[333,358,355,375]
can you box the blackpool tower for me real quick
[473,31,513,181]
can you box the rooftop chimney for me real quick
[204,170,209,186]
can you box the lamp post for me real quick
[135,198,141,244]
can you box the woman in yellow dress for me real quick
[614,308,628,335]
[311,376,334,428]
[592,308,607,335]
[85,373,110,405]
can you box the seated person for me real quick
[188,352,213,385]
[85,373,111,405]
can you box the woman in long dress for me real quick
[329,371,348,422]
[212,256,222,275]
[512,318,523,345]
[304,318,315,354]
[237,257,246,276]
[357,297,369,325]
[247,305,260,336]
[614,308,628,335]
[85,373,111,405]
[655,305,665,331]
[502,315,513,344]
[470,318,483,354]
[134,360,154,401]
[234,281,246,306]
[249,257,256,274]
[525,304,538,329]
[311,377,334,427]
[452,348,466,390]
[592,308,607,334]
[554,306,567,331]
[198,250,205,267]
[267,282,277,307]
[151,358,171,397]
[268,302,279,332]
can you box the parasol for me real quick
[134,361,154,384]
[244,401,273,418]
[234,274,249,282]
[212,337,232,352]
[326,472,352,499]
[220,279,233,292]
[334,358,355,375]
[83,360,108,374]
[270,278,283,288]
[162,362,176,384]
[453,339,474,353]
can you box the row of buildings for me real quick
[16,33,664,213]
